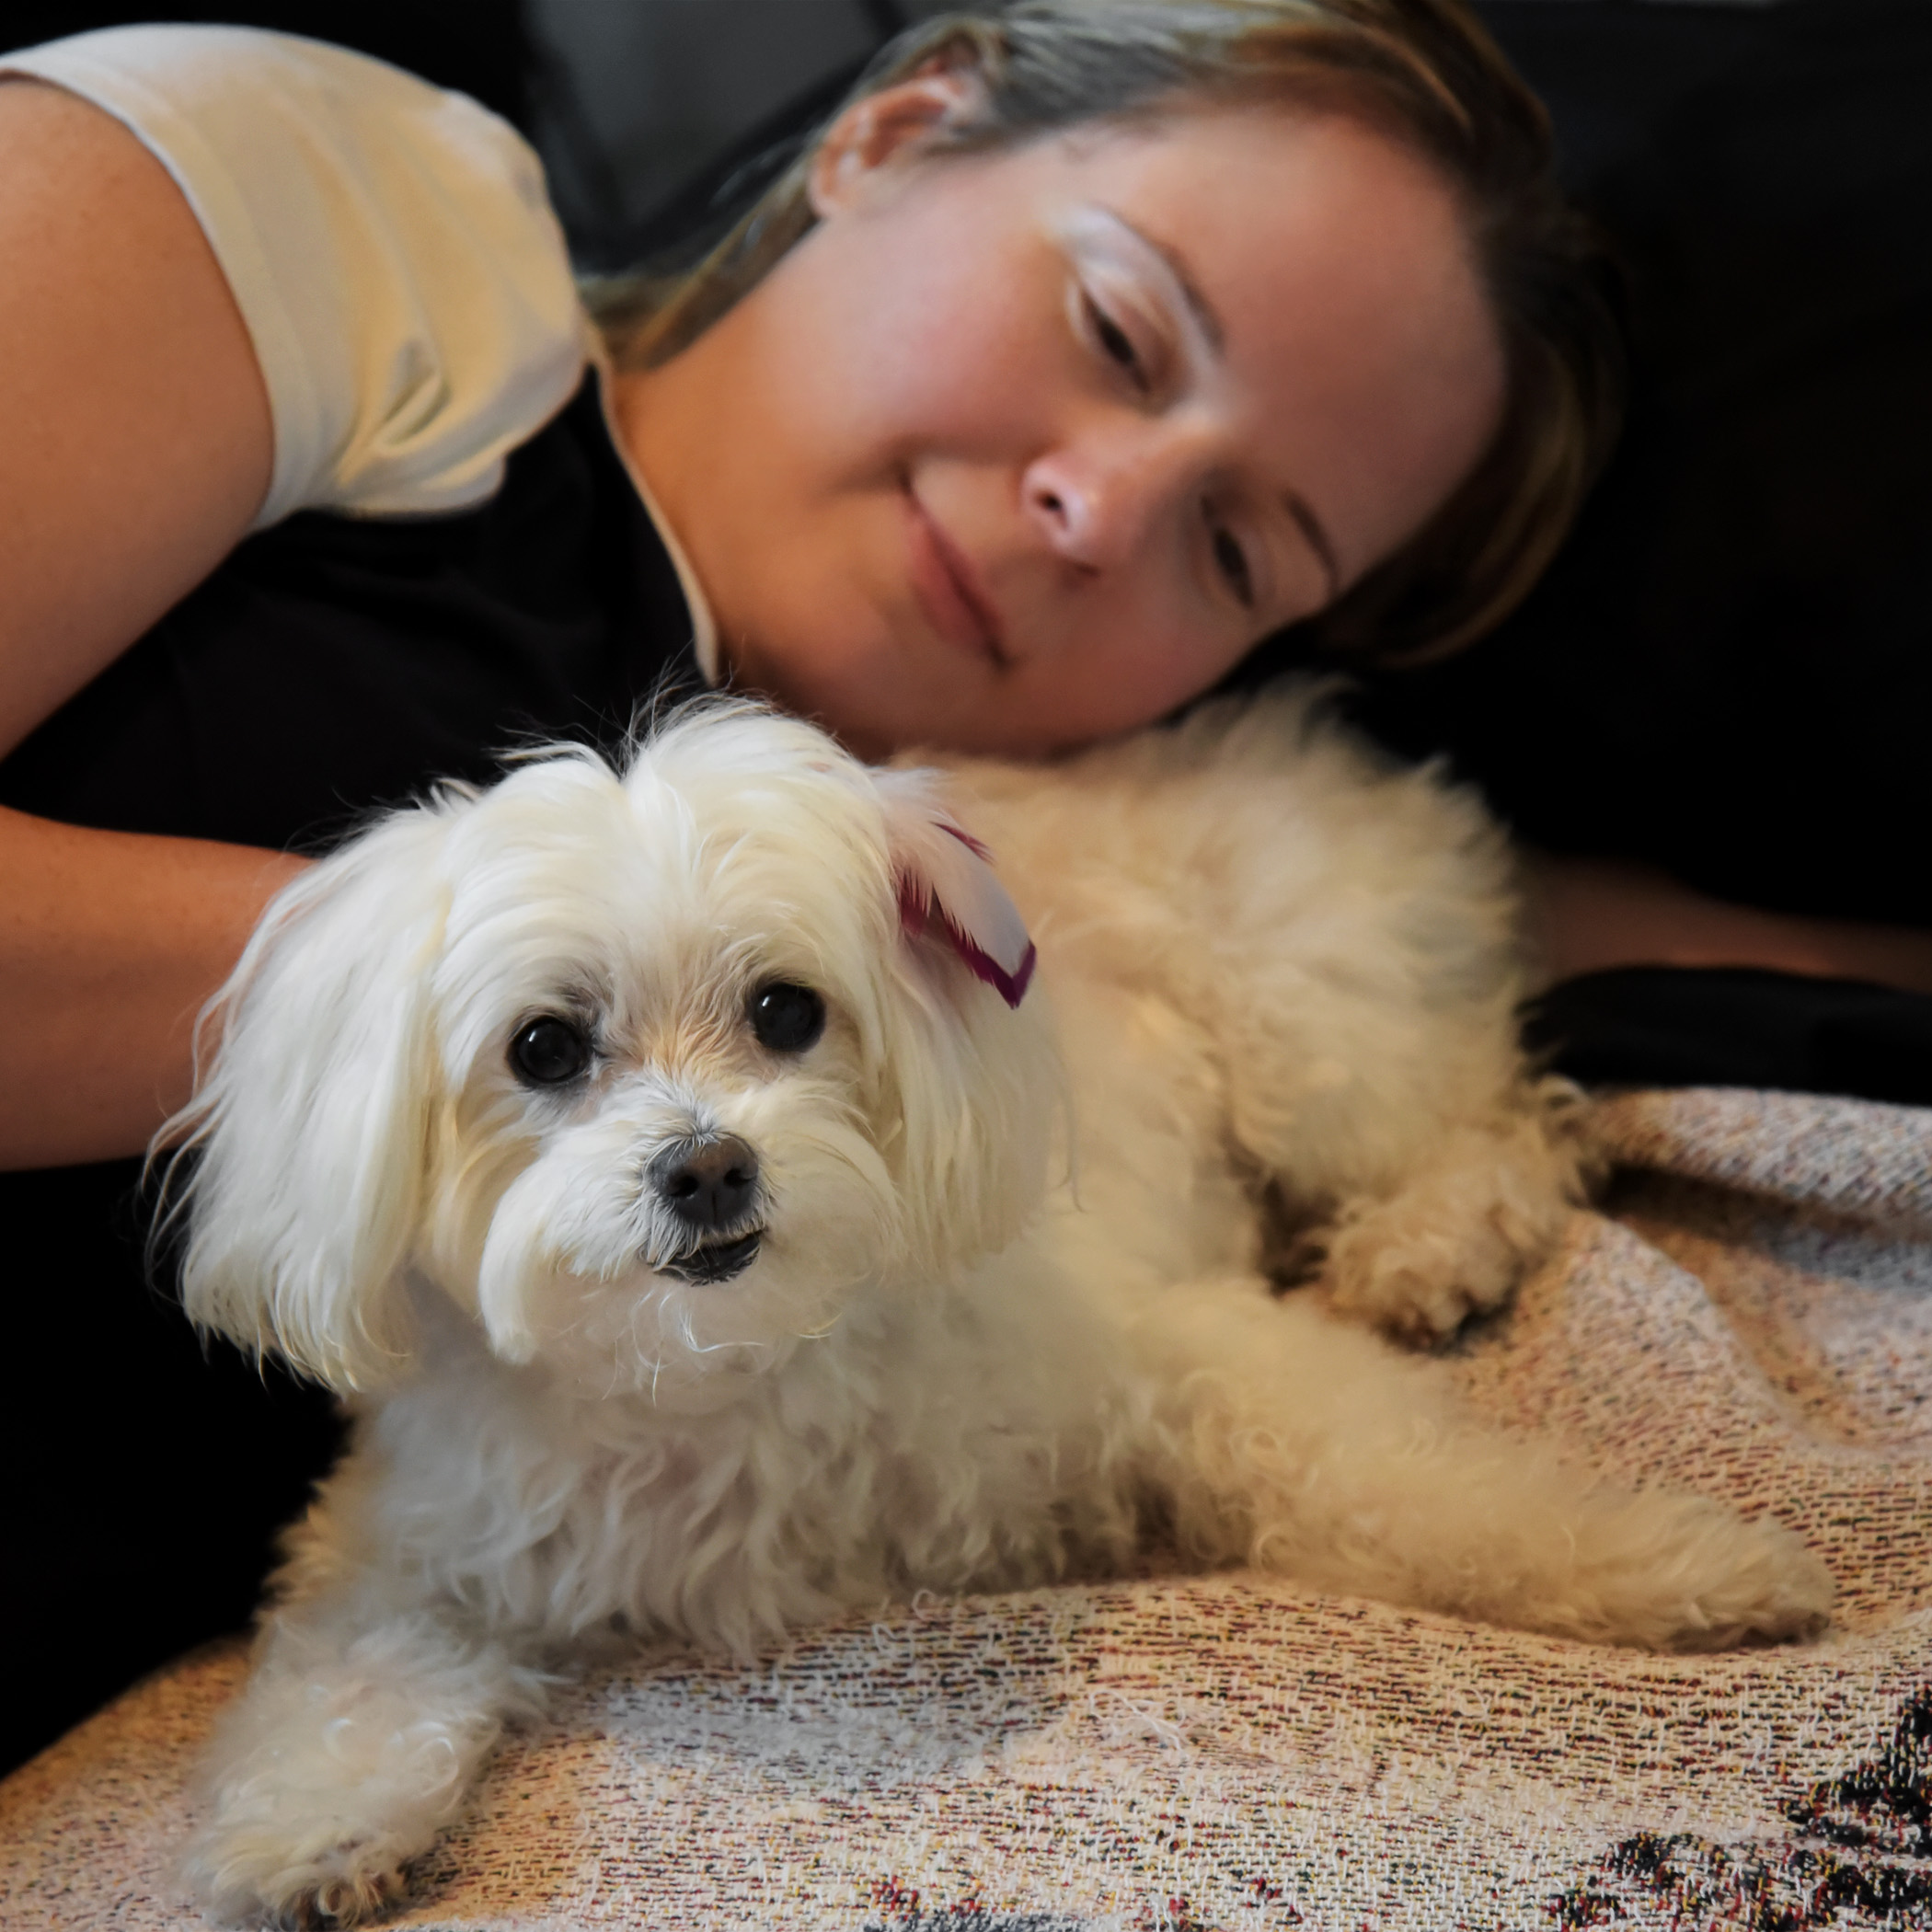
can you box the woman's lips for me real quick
[903,492,1008,667]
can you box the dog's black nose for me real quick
[657,1136,760,1232]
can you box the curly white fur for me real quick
[167,692,1833,1926]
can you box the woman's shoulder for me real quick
[0,370,705,853]
[1,23,588,529]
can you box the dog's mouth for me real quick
[660,1228,765,1285]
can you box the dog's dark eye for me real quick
[510,1016,592,1087]
[748,982,825,1054]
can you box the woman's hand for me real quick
[0,77,287,1167]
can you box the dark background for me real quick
[5,0,535,124]
[1351,0,1932,935]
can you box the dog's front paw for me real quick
[1323,1208,1525,1346]
[183,1639,506,1928]
[186,1815,412,1929]
[291,1867,410,1932]
[1315,1107,1589,1347]
[1320,1120,1584,1346]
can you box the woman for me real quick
[0,0,1691,1774]
[0,0,1617,1168]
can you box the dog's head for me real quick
[170,704,1052,1399]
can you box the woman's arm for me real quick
[0,78,300,1169]
[1524,852,1932,998]
[0,77,270,751]
[1,35,590,1167]
[0,810,303,1168]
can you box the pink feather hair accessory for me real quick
[875,771,1037,1008]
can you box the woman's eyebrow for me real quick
[1106,210,1226,354]
[1103,208,1343,604]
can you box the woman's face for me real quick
[623,84,1506,757]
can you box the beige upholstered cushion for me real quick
[6,1088,1928,1929]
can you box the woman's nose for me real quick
[1021,421,1202,570]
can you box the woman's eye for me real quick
[1211,522,1255,609]
[748,981,826,1054]
[1085,296,1146,391]
[510,1016,592,1087]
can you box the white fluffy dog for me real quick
[170,691,1832,1926]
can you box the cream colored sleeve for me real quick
[2,25,589,529]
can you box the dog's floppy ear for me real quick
[874,768,1036,1007]
[868,767,1058,1273]
[167,805,455,1394]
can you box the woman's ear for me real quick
[809,66,985,217]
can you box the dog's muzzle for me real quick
[652,1135,765,1285]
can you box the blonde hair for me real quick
[590,0,1622,665]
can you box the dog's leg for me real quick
[1142,1280,1834,1650]
[1168,837,1597,1346]
[1078,698,1600,1345]
[185,1585,547,1926]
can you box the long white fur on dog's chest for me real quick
[360,1258,1141,1655]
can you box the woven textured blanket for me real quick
[4,1087,1928,1932]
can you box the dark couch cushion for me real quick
[1332,0,1931,936]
